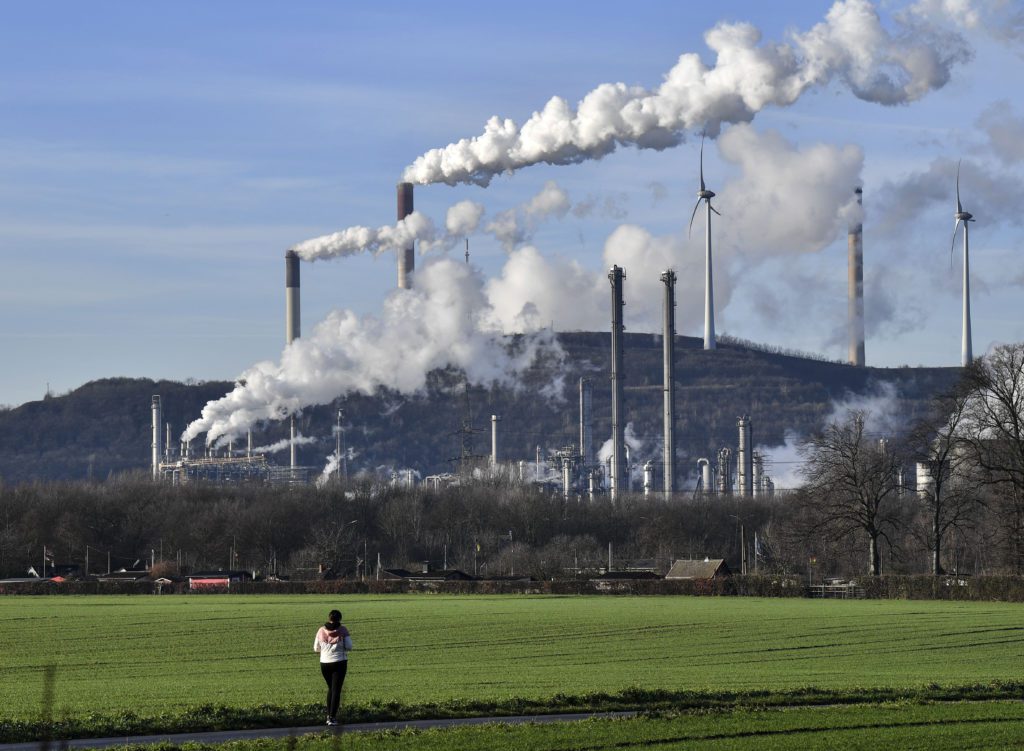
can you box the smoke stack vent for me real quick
[608,265,626,501]
[737,415,753,496]
[397,182,415,289]
[848,186,865,367]
[285,250,300,346]
[151,395,162,481]
[661,270,677,497]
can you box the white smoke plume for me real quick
[977,101,1024,164]
[291,181,580,261]
[184,257,563,445]
[486,126,863,337]
[250,434,319,454]
[445,200,486,236]
[907,0,1024,52]
[402,0,967,186]
[486,180,572,251]
[291,212,436,261]
[316,451,341,488]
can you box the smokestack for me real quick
[737,416,753,496]
[579,377,593,468]
[752,451,763,497]
[661,270,677,498]
[397,182,415,289]
[285,249,301,471]
[151,396,162,480]
[165,422,171,461]
[247,430,253,459]
[491,415,499,469]
[608,265,626,501]
[848,186,865,367]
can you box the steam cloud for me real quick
[184,258,563,445]
[402,0,967,186]
[486,126,864,337]
[250,434,318,454]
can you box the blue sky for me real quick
[2,1,1022,409]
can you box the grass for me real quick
[69,702,1024,751]
[2,595,1024,740]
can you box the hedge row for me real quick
[5,575,1024,600]
[0,575,801,597]
[851,574,1024,602]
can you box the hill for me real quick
[0,332,961,484]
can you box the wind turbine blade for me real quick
[956,159,963,214]
[699,135,706,193]
[709,203,722,217]
[688,199,702,238]
[950,219,962,269]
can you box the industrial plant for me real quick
[143,151,981,501]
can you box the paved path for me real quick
[0,712,638,751]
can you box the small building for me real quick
[96,569,151,582]
[665,558,731,580]
[380,568,475,582]
[188,570,251,590]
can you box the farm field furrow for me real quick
[1,595,1023,720]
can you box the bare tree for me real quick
[960,344,1024,572]
[798,410,904,575]
[907,378,981,574]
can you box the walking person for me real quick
[314,609,353,726]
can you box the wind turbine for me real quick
[951,161,975,366]
[689,136,721,350]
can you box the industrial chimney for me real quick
[608,265,626,501]
[285,249,301,471]
[661,270,677,498]
[490,414,499,471]
[848,186,866,367]
[397,182,415,289]
[151,396,162,480]
[579,377,593,468]
[737,416,753,496]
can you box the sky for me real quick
[1,0,1023,417]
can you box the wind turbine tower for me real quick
[951,161,975,366]
[689,137,721,350]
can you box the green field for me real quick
[2,595,1023,730]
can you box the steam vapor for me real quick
[402,0,967,186]
[184,258,563,445]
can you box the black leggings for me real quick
[320,660,348,718]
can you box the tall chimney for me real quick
[151,396,162,480]
[609,265,626,501]
[397,182,415,289]
[848,186,865,367]
[579,377,593,468]
[490,415,499,470]
[285,249,301,470]
[737,415,753,496]
[165,423,172,461]
[661,269,677,497]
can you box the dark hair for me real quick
[327,610,342,624]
